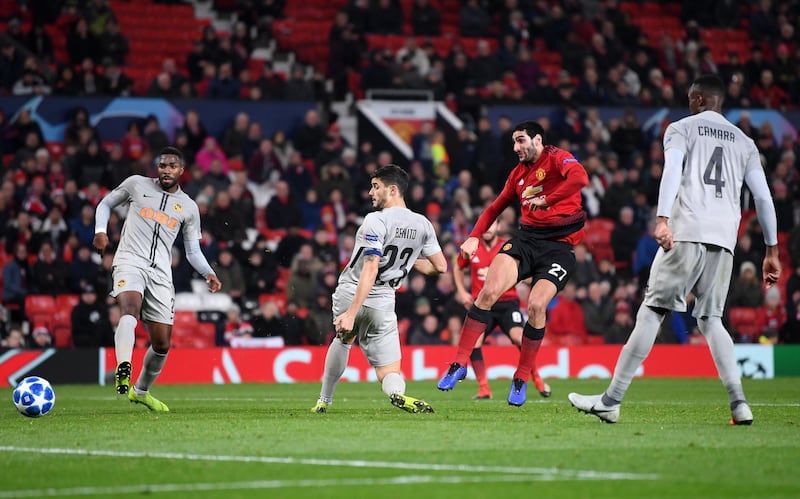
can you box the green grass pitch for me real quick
[1,378,799,499]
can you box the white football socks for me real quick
[381,372,405,397]
[114,315,137,366]
[318,337,352,404]
[605,305,665,403]
[134,346,168,394]
[698,316,746,404]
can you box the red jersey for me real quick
[457,237,519,302]
[470,145,588,245]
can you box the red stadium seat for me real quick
[728,307,762,340]
[25,295,55,327]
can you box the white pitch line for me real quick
[0,474,555,498]
[0,446,658,481]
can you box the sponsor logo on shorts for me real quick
[173,203,182,213]
[365,234,379,242]
[502,243,512,251]
[117,280,126,288]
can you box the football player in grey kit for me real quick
[94,146,221,412]
[569,74,781,425]
[311,164,447,413]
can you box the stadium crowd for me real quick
[0,0,799,349]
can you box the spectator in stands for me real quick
[750,69,790,110]
[460,0,491,37]
[305,291,333,345]
[207,61,241,99]
[581,281,615,338]
[23,23,53,65]
[178,110,208,161]
[265,180,303,230]
[1,326,25,348]
[29,326,52,349]
[757,286,786,344]
[72,139,108,188]
[284,150,315,200]
[299,188,322,231]
[286,243,320,309]
[207,190,247,246]
[728,261,764,308]
[221,112,250,160]
[546,282,588,346]
[185,40,208,83]
[2,242,30,323]
[98,17,129,65]
[12,67,52,96]
[396,36,430,78]
[256,61,286,100]
[53,65,82,96]
[37,205,70,254]
[245,248,279,299]
[408,313,446,345]
[67,17,97,66]
[68,244,98,293]
[610,206,640,271]
[223,303,255,346]
[366,0,403,34]
[230,20,253,57]
[0,41,24,90]
[604,301,634,344]
[5,209,36,254]
[212,248,246,303]
[572,243,600,292]
[411,0,441,35]
[168,246,192,294]
[31,241,69,294]
[195,136,229,174]
[772,180,795,233]
[119,120,146,162]
[749,0,777,42]
[71,284,113,347]
[318,161,353,205]
[632,217,659,288]
[249,299,289,342]
[293,109,325,160]
[284,64,315,101]
[99,60,132,97]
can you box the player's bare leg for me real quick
[439,254,519,391]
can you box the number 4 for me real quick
[548,263,567,281]
[703,146,725,198]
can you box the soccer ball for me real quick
[12,376,55,417]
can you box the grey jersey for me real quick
[664,111,762,252]
[100,176,202,278]
[336,206,441,311]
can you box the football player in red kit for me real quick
[453,219,551,400]
[438,120,588,406]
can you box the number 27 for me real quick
[548,263,567,281]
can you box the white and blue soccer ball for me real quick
[12,376,55,417]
